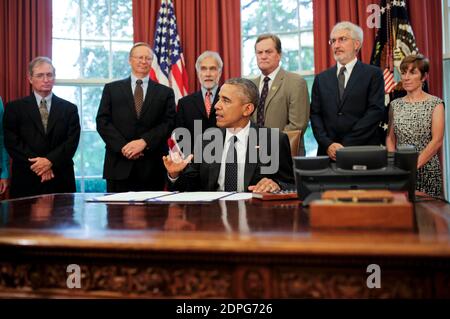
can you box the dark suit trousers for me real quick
[106,161,166,192]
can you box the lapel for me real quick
[339,61,363,109]
[46,94,64,134]
[27,94,46,136]
[264,68,284,112]
[327,65,341,109]
[209,90,219,120]
[244,123,259,189]
[139,79,158,118]
[193,90,207,118]
[208,128,224,190]
[119,77,136,116]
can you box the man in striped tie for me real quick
[175,51,223,151]
[4,57,81,198]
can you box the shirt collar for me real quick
[337,57,357,74]
[261,65,281,82]
[201,85,219,99]
[34,92,52,105]
[131,73,150,84]
[225,121,251,145]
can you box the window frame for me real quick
[52,0,133,192]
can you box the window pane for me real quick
[242,0,270,37]
[53,39,81,79]
[270,0,299,33]
[279,34,300,72]
[241,0,314,74]
[242,37,259,77]
[81,86,103,130]
[81,0,109,40]
[51,0,133,192]
[112,42,133,78]
[300,32,314,71]
[74,131,105,177]
[52,86,81,107]
[299,0,313,29]
[81,41,110,78]
[111,0,133,40]
[53,0,80,39]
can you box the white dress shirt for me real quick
[201,85,219,103]
[34,92,52,112]
[217,121,251,192]
[258,65,281,93]
[336,57,357,88]
[131,73,150,101]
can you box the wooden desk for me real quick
[0,193,449,298]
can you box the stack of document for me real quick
[88,191,253,203]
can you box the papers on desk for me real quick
[88,191,254,203]
[151,192,232,202]
[89,191,173,202]
[220,192,253,201]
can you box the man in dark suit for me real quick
[175,51,222,151]
[96,42,176,192]
[4,57,81,198]
[310,21,385,160]
[164,78,294,193]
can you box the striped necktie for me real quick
[39,98,49,132]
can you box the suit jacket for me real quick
[96,77,176,189]
[171,124,295,192]
[251,68,310,155]
[3,94,80,198]
[310,61,385,156]
[175,90,219,149]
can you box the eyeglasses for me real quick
[328,36,351,45]
[131,55,152,62]
[33,73,54,80]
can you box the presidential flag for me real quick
[371,0,419,94]
[370,0,419,141]
[151,0,189,104]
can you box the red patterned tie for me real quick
[205,91,212,117]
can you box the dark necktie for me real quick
[39,98,49,132]
[338,66,346,100]
[257,76,270,126]
[134,79,144,118]
[224,136,238,192]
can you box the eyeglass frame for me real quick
[131,55,153,62]
[328,36,353,46]
[31,72,55,80]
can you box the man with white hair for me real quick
[310,21,384,160]
[175,51,223,147]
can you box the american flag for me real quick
[150,0,189,104]
[383,68,396,94]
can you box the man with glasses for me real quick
[310,21,384,160]
[96,42,176,192]
[3,56,81,198]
